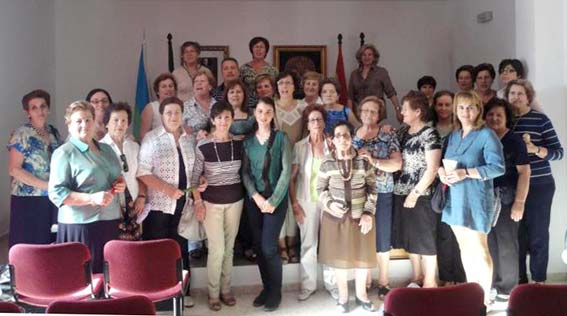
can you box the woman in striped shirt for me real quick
[507,79,563,284]
[192,101,244,311]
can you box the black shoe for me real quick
[377,284,391,300]
[253,290,268,307]
[355,297,378,312]
[337,300,350,313]
[263,295,281,312]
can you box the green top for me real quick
[310,157,322,202]
[48,137,122,224]
[242,130,292,208]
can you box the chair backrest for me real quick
[383,283,485,316]
[46,295,156,315]
[508,283,567,316]
[0,301,22,313]
[103,239,182,293]
[9,243,92,299]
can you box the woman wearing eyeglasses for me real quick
[100,102,147,240]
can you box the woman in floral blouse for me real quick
[8,90,62,247]
[240,37,278,97]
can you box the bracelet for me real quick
[138,194,146,199]
[194,199,204,205]
[412,187,422,195]
[465,168,470,177]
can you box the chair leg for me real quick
[173,296,183,316]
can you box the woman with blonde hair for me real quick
[439,91,505,306]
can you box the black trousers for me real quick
[143,197,189,270]
[488,203,519,294]
[519,181,555,282]
[247,194,287,300]
[436,221,466,283]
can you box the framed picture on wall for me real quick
[199,46,230,85]
[273,45,327,79]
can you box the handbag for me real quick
[177,198,207,241]
[430,181,447,214]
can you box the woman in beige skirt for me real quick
[317,121,378,313]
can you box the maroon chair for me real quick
[0,301,23,313]
[46,295,156,315]
[8,243,103,307]
[383,283,486,316]
[508,283,567,316]
[103,239,189,316]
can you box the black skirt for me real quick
[392,194,439,255]
[9,195,57,247]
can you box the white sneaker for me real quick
[298,289,316,301]
[184,295,194,307]
[407,282,421,288]
[327,288,339,300]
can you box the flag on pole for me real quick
[336,35,348,105]
[133,44,150,141]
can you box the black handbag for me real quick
[431,181,448,214]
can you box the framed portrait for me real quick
[273,45,327,79]
[199,46,230,85]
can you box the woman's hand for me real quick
[522,134,539,154]
[510,200,525,222]
[252,193,267,210]
[111,176,126,194]
[292,202,306,224]
[197,176,208,192]
[438,167,451,186]
[403,191,419,208]
[262,200,276,213]
[195,201,206,222]
[133,196,145,215]
[196,129,208,140]
[359,214,373,234]
[166,185,184,200]
[358,148,376,166]
[90,191,114,207]
[445,169,467,184]
[327,201,347,217]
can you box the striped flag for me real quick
[133,44,149,141]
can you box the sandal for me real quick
[279,247,289,264]
[208,298,222,311]
[243,249,257,262]
[288,248,299,264]
[220,292,237,306]
[377,284,391,300]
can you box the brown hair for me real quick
[192,69,217,90]
[223,79,249,112]
[505,79,535,105]
[302,104,328,128]
[22,89,50,111]
[355,44,380,65]
[452,91,484,130]
[359,96,386,123]
[179,41,201,65]
[153,73,177,97]
[159,96,184,115]
[401,90,429,122]
[302,71,323,87]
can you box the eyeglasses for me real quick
[277,80,294,86]
[308,118,324,124]
[360,109,379,115]
[120,154,129,172]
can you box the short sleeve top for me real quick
[7,123,62,196]
[394,126,441,196]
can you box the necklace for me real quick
[31,124,49,138]
[337,155,353,181]
[212,135,234,171]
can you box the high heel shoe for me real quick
[336,300,350,313]
[355,297,378,312]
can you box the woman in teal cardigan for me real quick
[242,96,291,312]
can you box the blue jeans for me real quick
[247,194,287,300]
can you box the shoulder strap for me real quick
[262,130,278,195]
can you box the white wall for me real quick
[515,0,567,279]
[52,0,453,132]
[0,0,55,235]
[448,0,516,90]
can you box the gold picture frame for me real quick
[273,45,327,78]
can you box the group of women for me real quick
[8,35,563,313]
